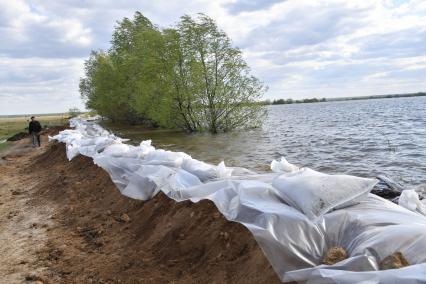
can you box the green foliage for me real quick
[80,12,267,133]
[68,107,81,118]
[0,141,10,152]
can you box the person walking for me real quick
[29,116,42,147]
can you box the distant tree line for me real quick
[326,92,426,102]
[262,92,426,105]
[344,92,426,101]
[80,12,267,133]
[262,97,326,105]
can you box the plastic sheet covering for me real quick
[399,190,426,216]
[181,158,219,181]
[271,157,300,173]
[50,118,426,283]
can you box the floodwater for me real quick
[103,96,426,187]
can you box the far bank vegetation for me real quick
[80,12,267,133]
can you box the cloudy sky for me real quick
[1,0,426,114]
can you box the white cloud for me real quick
[0,56,85,114]
[0,0,425,114]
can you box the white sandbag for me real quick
[414,184,426,199]
[138,140,155,156]
[399,190,418,211]
[350,224,426,264]
[94,137,116,152]
[181,158,217,181]
[93,156,143,190]
[122,166,202,200]
[121,165,174,200]
[102,143,130,157]
[142,149,191,167]
[158,168,202,197]
[51,130,82,144]
[271,157,299,173]
[399,190,426,215]
[122,140,155,159]
[79,138,96,147]
[78,145,97,157]
[66,143,80,160]
[272,168,378,219]
[181,159,232,181]
[285,194,426,283]
[140,139,152,147]
[217,161,233,178]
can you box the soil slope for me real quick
[0,130,282,283]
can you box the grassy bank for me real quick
[0,115,68,152]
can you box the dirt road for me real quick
[0,136,54,283]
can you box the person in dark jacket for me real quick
[29,116,42,147]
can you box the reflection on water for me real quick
[103,96,426,187]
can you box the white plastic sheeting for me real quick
[399,190,426,216]
[50,118,426,283]
[271,157,300,173]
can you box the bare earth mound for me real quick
[0,131,281,283]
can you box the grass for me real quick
[0,114,68,141]
[0,141,11,152]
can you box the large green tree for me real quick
[80,12,267,132]
[171,14,267,133]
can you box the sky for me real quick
[1,0,426,115]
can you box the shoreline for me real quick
[0,130,281,283]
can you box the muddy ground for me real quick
[0,129,282,283]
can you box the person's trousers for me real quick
[31,132,41,147]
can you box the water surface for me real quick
[104,96,426,187]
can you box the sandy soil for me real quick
[0,129,282,283]
[0,135,55,283]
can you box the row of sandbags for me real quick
[50,117,426,283]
